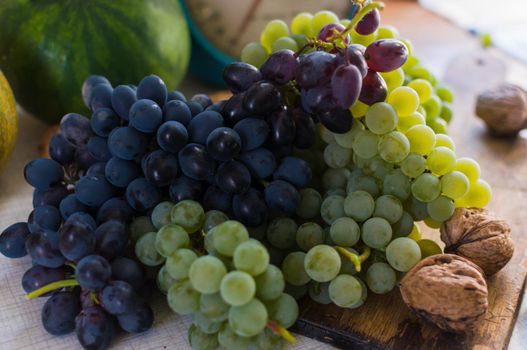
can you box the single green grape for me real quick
[387,87,420,116]
[352,130,380,159]
[441,171,470,199]
[365,102,398,135]
[220,271,256,306]
[366,262,397,294]
[189,256,227,294]
[156,265,176,294]
[427,146,456,175]
[261,19,289,51]
[334,119,365,148]
[347,174,380,197]
[382,169,411,201]
[281,251,311,286]
[411,173,441,202]
[192,312,222,335]
[291,34,308,49]
[347,277,368,309]
[378,131,410,163]
[404,195,429,221]
[435,85,454,103]
[203,210,228,233]
[199,292,229,323]
[167,279,199,315]
[296,222,325,252]
[266,217,298,249]
[397,112,425,133]
[241,42,268,68]
[255,264,285,301]
[151,201,174,230]
[386,237,422,272]
[408,65,432,81]
[455,157,481,182]
[457,179,492,208]
[328,274,363,308]
[255,328,285,350]
[407,79,433,104]
[330,217,360,247]
[434,134,455,151]
[155,223,190,257]
[170,199,205,233]
[210,220,249,257]
[402,55,420,73]
[417,239,443,258]
[322,168,351,191]
[228,299,268,338]
[324,142,353,168]
[380,68,405,91]
[135,231,165,266]
[320,194,346,225]
[423,95,442,120]
[304,245,341,282]
[429,117,448,134]
[188,323,219,350]
[308,281,331,304]
[377,25,399,39]
[344,190,375,222]
[374,195,403,224]
[401,153,426,178]
[350,101,370,119]
[350,29,377,46]
[130,216,155,243]
[291,12,314,36]
[265,293,299,328]
[427,195,455,221]
[271,37,298,52]
[424,217,442,229]
[319,125,335,144]
[296,188,322,219]
[166,248,198,281]
[405,125,436,156]
[440,102,453,123]
[218,323,251,350]
[233,239,269,276]
[361,217,393,249]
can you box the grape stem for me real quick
[341,1,385,37]
[26,278,79,300]
[334,246,371,272]
[267,321,296,343]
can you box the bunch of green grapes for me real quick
[135,200,297,350]
[241,8,454,134]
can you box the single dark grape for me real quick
[243,81,282,115]
[87,136,112,162]
[25,232,65,268]
[75,148,98,170]
[129,99,163,133]
[319,108,353,133]
[264,180,300,214]
[223,62,263,93]
[207,100,226,113]
[59,194,89,220]
[238,148,276,179]
[291,108,316,149]
[0,222,30,258]
[186,101,204,116]
[273,156,312,188]
[59,221,96,261]
[191,94,213,109]
[331,64,362,109]
[91,108,121,137]
[82,75,111,108]
[75,175,115,207]
[21,265,67,295]
[117,301,154,333]
[28,205,62,233]
[104,157,141,188]
[365,39,408,72]
[24,158,64,190]
[163,99,192,126]
[108,126,148,160]
[178,143,216,181]
[232,188,268,227]
[42,291,81,335]
[65,212,97,231]
[215,160,251,195]
[76,255,112,290]
[187,110,224,145]
[356,9,380,35]
[49,133,76,165]
[33,185,69,208]
[359,70,388,105]
[96,198,134,224]
[233,118,269,151]
[221,93,247,126]
[295,51,337,89]
[301,85,335,114]
[75,306,114,349]
[169,176,202,202]
[126,177,161,211]
[111,85,137,121]
[86,162,107,176]
[94,220,129,261]
[156,121,188,154]
[167,90,187,102]
[111,257,145,291]
[260,50,298,85]
[142,150,179,187]
[136,75,167,107]
[203,186,232,213]
[339,44,368,78]
[268,109,296,146]
[206,127,242,161]
[100,280,136,315]
[34,228,60,249]
[90,84,114,111]
[318,23,349,45]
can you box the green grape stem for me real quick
[26,278,79,300]
[267,321,296,343]
[335,246,371,272]
[342,1,385,37]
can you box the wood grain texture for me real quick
[295,2,527,349]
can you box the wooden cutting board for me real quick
[292,3,527,349]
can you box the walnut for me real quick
[475,83,527,136]
[440,208,514,276]
[400,254,488,332]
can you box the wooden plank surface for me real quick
[294,2,527,349]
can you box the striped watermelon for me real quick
[0,0,190,124]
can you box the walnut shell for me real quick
[400,254,488,332]
[440,208,514,276]
[475,83,527,136]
